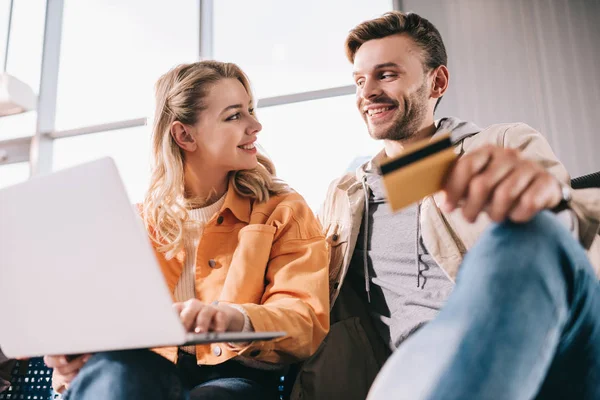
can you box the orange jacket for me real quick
[148,183,330,365]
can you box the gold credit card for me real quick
[380,133,456,212]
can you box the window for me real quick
[0,0,46,139]
[0,162,29,189]
[214,0,392,99]
[3,1,393,209]
[55,0,200,130]
[0,112,38,140]
[257,95,381,210]
[52,126,151,203]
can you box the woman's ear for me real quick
[170,121,197,152]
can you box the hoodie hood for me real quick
[434,116,481,143]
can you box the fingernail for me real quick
[194,327,201,333]
[60,357,67,365]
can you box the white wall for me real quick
[403,0,600,178]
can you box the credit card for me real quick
[380,133,456,212]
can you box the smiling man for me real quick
[307,10,600,400]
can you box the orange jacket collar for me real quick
[221,179,252,223]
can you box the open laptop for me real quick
[0,157,285,359]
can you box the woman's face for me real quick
[186,78,262,174]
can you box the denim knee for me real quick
[66,350,184,400]
[462,211,588,303]
[85,350,149,381]
[493,211,572,246]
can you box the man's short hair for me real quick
[345,11,448,110]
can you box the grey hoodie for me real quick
[347,117,481,350]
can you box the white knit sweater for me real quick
[175,194,225,354]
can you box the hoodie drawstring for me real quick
[361,175,371,303]
[416,201,426,289]
[362,174,426,296]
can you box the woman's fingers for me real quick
[175,299,235,333]
[47,353,92,393]
[45,354,91,374]
[178,300,203,331]
[210,310,228,333]
[194,305,219,333]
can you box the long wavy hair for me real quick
[143,61,289,258]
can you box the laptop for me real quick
[0,157,285,359]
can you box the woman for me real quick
[45,61,330,400]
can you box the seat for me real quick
[4,356,292,400]
[1,357,57,400]
[571,171,600,189]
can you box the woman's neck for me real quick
[183,163,228,207]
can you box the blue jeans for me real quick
[63,349,279,400]
[368,211,600,400]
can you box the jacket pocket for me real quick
[219,224,277,304]
[290,317,381,400]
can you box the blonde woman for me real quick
[44,61,330,400]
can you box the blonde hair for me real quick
[143,60,289,258]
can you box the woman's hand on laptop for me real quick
[173,299,245,333]
[44,354,92,393]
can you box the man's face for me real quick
[353,34,432,141]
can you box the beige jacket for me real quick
[290,121,600,400]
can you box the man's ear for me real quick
[430,65,449,100]
[170,121,197,152]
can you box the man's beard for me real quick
[369,80,430,141]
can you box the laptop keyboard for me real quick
[1,358,57,400]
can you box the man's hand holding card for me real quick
[380,135,565,223]
[380,133,456,212]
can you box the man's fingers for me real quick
[460,152,517,222]
[443,146,493,211]
[509,176,558,222]
[487,165,538,222]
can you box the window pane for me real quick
[0,112,37,140]
[0,0,46,139]
[0,162,30,189]
[52,126,151,203]
[0,0,46,90]
[257,95,381,210]
[55,0,199,130]
[214,0,392,98]
[52,97,381,210]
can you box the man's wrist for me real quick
[551,181,572,213]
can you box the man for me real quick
[291,11,600,400]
